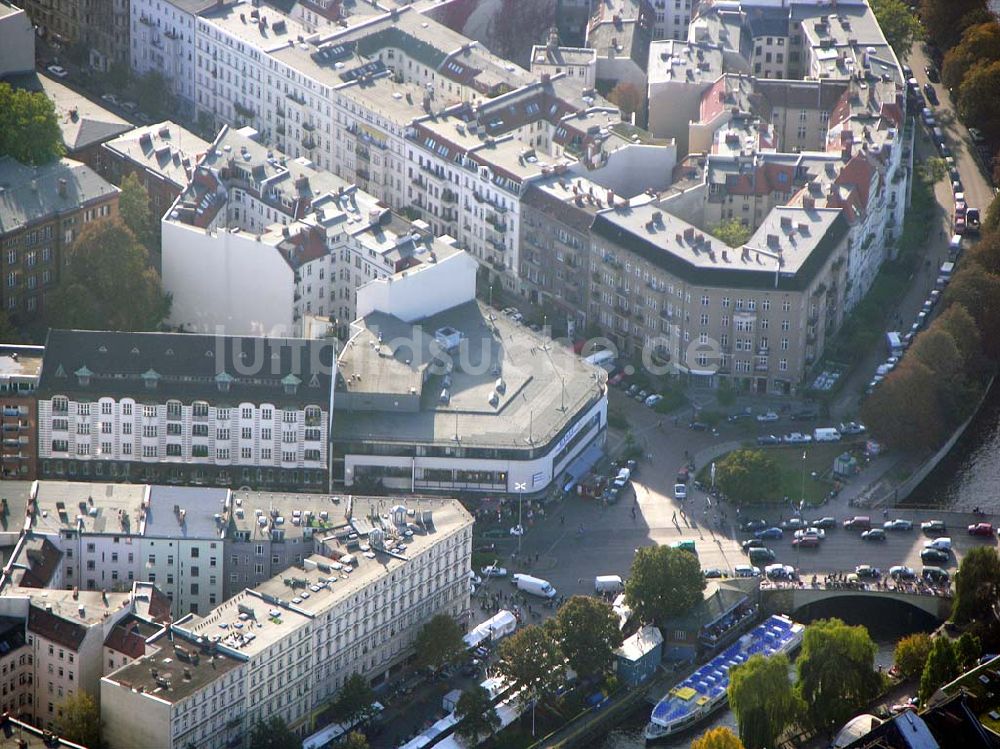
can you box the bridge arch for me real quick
[761,587,950,630]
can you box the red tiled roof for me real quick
[104,620,146,661]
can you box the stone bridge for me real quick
[761,584,953,621]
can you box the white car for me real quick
[101,93,119,105]
[734,565,761,577]
[890,565,916,580]
[509,525,524,537]
[481,565,508,578]
[645,394,663,408]
[756,411,779,423]
[883,519,913,531]
[783,432,813,444]
[674,483,687,500]
[793,527,826,540]
[765,563,796,580]
[838,421,867,435]
[46,65,68,79]
[469,572,483,586]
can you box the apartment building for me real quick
[17,0,78,45]
[96,122,212,228]
[103,496,472,746]
[35,330,336,491]
[531,29,598,90]
[0,346,42,481]
[0,157,120,323]
[19,0,128,71]
[0,2,34,79]
[646,40,725,155]
[586,1,653,92]
[162,125,475,338]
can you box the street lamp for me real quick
[515,481,527,555]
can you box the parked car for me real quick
[890,565,917,580]
[741,519,769,533]
[734,565,761,578]
[811,517,837,529]
[481,565,508,577]
[742,538,766,552]
[883,519,913,531]
[844,516,872,530]
[924,537,953,552]
[46,65,68,78]
[121,100,138,112]
[861,528,887,541]
[921,520,947,534]
[689,421,709,431]
[749,547,776,564]
[855,565,881,578]
[793,527,825,540]
[626,385,639,397]
[782,432,812,444]
[793,535,820,548]
[509,525,524,537]
[922,566,950,584]
[765,563,796,580]
[791,409,818,422]
[969,522,994,536]
[920,548,949,565]
[925,65,940,83]
[923,82,939,104]
[645,394,663,408]
[780,517,807,531]
[755,527,784,540]
[703,567,725,579]
[757,434,782,446]
[101,93,119,105]
[756,411,780,423]
[674,483,687,501]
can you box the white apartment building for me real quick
[130,0,208,118]
[102,496,474,745]
[35,330,336,492]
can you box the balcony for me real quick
[302,135,317,150]
[303,121,316,132]
[441,188,457,204]
[233,102,255,119]
[276,124,285,135]
[275,108,286,118]
[356,146,370,161]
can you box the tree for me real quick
[919,637,960,701]
[729,654,803,749]
[714,449,780,506]
[870,0,923,59]
[692,726,746,749]
[860,360,946,452]
[118,172,156,249]
[952,546,1000,624]
[921,156,948,183]
[413,614,467,673]
[969,229,1000,275]
[920,0,988,50]
[935,304,983,375]
[709,219,752,248]
[942,22,1000,91]
[550,595,622,680]
[625,545,705,624]
[608,81,644,121]
[958,60,1000,146]
[496,625,566,707]
[0,310,18,343]
[249,716,302,749]
[796,618,881,731]
[894,633,934,680]
[339,732,369,749]
[941,266,1000,359]
[55,691,102,749]
[454,686,502,743]
[0,82,64,165]
[45,218,171,332]
[135,70,175,120]
[956,632,982,670]
[907,327,967,415]
[332,673,377,726]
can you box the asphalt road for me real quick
[505,393,997,599]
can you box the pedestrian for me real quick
[535,552,540,562]
[631,506,637,520]
[560,514,565,526]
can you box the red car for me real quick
[792,535,820,548]
[968,522,994,536]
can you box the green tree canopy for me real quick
[729,653,803,749]
[496,625,566,706]
[0,82,64,165]
[248,716,302,749]
[870,0,923,59]
[796,618,881,731]
[714,449,781,506]
[118,172,156,249]
[332,673,377,726]
[624,545,706,625]
[894,632,933,680]
[709,219,752,248]
[339,732,370,749]
[55,691,102,749]
[691,726,746,749]
[550,595,622,680]
[135,70,175,120]
[919,637,960,701]
[860,359,946,452]
[454,686,501,743]
[952,546,1000,624]
[956,632,982,671]
[45,217,171,332]
[958,60,1000,146]
[413,614,467,673]
[920,0,988,50]
[942,22,1000,91]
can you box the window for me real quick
[781,320,790,331]
[261,408,272,420]
[241,447,252,459]
[166,444,182,457]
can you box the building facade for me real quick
[0,345,42,481]
[0,2,35,79]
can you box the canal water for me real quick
[591,596,937,749]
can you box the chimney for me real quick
[803,196,815,210]
[58,178,67,198]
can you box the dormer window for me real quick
[282,373,301,395]
[216,371,233,393]
[74,365,93,387]
[141,369,160,390]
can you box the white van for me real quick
[512,574,557,599]
[583,349,616,368]
[924,537,952,551]
[813,427,842,442]
[595,575,624,594]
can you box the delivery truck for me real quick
[512,574,557,599]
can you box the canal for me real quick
[590,597,939,748]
